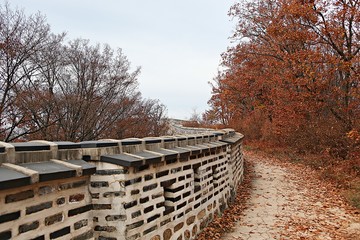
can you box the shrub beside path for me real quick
[198,151,360,240]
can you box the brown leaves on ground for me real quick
[196,150,360,240]
[247,150,360,240]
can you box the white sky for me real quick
[7,0,235,120]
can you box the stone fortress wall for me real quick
[0,128,244,240]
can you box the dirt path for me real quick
[222,153,360,240]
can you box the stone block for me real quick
[192,225,198,237]
[184,230,191,240]
[147,214,160,222]
[150,235,160,240]
[68,204,92,217]
[143,225,157,235]
[45,213,63,226]
[197,209,206,220]
[93,204,111,210]
[5,190,34,203]
[30,235,44,240]
[174,222,184,232]
[0,230,11,239]
[143,183,157,192]
[131,210,141,218]
[91,181,109,188]
[124,200,137,209]
[74,219,88,230]
[186,216,195,225]
[105,215,126,221]
[94,225,117,232]
[69,193,85,202]
[131,189,140,195]
[59,180,87,190]
[103,191,125,198]
[31,235,45,240]
[127,233,141,240]
[70,230,94,240]
[38,186,55,195]
[163,229,172,240]
[19,221,39,233]
[56,197,66,205]
[50,226,70,239]
[26,201,52,215]
[127,220,144,230]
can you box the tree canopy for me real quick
[0,3,168,142]
[206,0,359,157]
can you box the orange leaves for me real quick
[347,130,360,143]
[206,0,360,155]
[198,150,360,239]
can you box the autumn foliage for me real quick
[207,0,359,158]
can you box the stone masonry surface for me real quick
[0,128,244,240]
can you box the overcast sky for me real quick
[7,0,235,119]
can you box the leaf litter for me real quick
[197,150,360,240]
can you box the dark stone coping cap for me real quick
[203,133,216,138]
[213,132,225,136]
[152,148,177,155]
[195,144,213,153]
[220,135,244,144]
[144,138,162,144]
[208,141,228,147]
[0,160,96,191]
[103,148,189,167]
[196,144,211,150]
[20,162,76,182]
[80,140,119,148]
[120,139,143,146]
[174,136,187,141]
[0,167,31,190]
[66,160,96,175]
[203,142,222,149]
[162,137,176,142]
[134,151,162,164]
[54,141,81,150]
[168,147,191,154]
[101,154,143,167]
[10,142,50,152]
[151,149,178,160]
[195,136,203,139]
[181,145,202,155]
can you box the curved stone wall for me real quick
[0,129,244,240]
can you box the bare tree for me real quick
[104,98,169,139]
[0,3,65,141]
[0,4,168,142]
[29,39,142,141]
